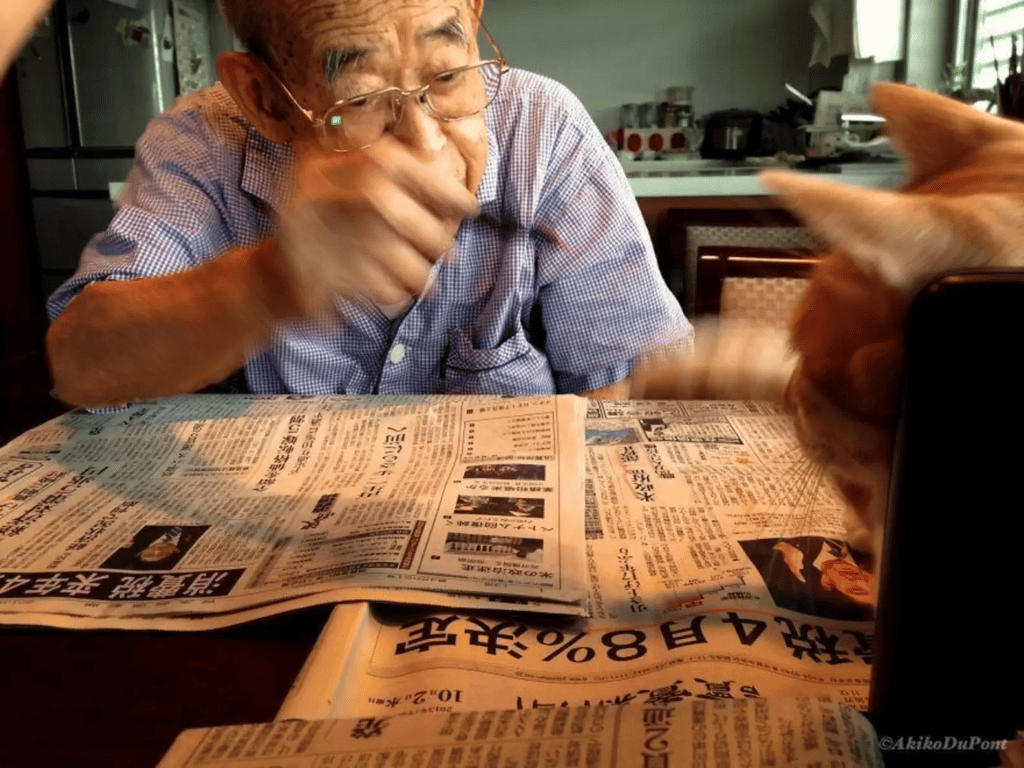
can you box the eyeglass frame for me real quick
[264,17,509,152]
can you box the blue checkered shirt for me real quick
[47,68,692,396]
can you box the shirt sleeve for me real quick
[45,102,237,323]
[532,95,694,394]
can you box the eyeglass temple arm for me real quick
[264,66,323,128]
[476,17,509,72]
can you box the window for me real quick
[970,0,1024,89]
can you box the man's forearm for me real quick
[585,377,631,400]
[47,240,305,408]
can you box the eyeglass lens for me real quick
[321,62,502,150]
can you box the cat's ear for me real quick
[759,170,978,291]
[871,82,1024,186]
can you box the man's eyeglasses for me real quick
[267,20,509,152]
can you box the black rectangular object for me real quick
[870,271,1024,766]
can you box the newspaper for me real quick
[157,699,884,768]
[278,400,874,721]
[0,395,588,628]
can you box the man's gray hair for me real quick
[217,0,480,69]
[217,0,280,63]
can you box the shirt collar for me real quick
[239,121,499,212]
[476,118,499,207]
[240,129,295,213]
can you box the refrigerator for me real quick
[14,0,219,300]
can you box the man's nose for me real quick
[392,93,446,156]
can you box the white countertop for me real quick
[622,158,906,197]
[111,161,907,201]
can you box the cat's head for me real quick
[632,84,1024,576]
[762,82,1024,295]
[761,83,1024,548]
[635,83,1024,485]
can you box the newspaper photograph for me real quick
[157,699,884,768]
[0,395,588,627]
[278,400,874,721]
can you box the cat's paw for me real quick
[845,524,874,559]
[631,319,798,403]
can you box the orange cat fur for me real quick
[633,81,1024,568]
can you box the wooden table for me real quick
[0,605,332,767]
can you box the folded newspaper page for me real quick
[278,400,874,721]
[0,395,588,628]
[157,699,884,768]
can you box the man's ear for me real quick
[217,51,297,144]
[470,0,484,21]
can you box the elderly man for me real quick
[46,0,691,407]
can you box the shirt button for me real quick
[390,344,407,364]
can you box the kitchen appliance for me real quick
[620,90,693,158]
[14,0,217,301]
[700,109,803,160]
[665,85,694,128]
[803,90,874,157]
[700,109,765,160]
[18,0,179,150]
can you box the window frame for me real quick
[963,0,1024,89]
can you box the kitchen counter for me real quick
[624,158,907,316]
[108,161,906,202]
[622,158,906,197]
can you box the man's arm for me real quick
[46,110,476,408]
[47,240,302,408]
[534,164,691,396]
[585,378,631,399]
[516,75,691,397]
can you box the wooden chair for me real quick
[694,245,819,325]
[664,207,817,318]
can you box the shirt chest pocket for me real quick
[444,326,555,395]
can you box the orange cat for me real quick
[633,81,1024,571]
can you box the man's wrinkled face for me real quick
[820,560,873,605]
[272,0,489,198]
[138,540,179,563]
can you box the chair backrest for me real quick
[666,207,816,317]
[695,245,818,326]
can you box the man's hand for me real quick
[773,541,806,582]
[0,0,52,75]
[278,136,480,313]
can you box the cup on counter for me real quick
[665,86,696,128]
[623,128,687,156]
[665,86,695,106]
[620,103,638,129]
[637,102,658,129]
